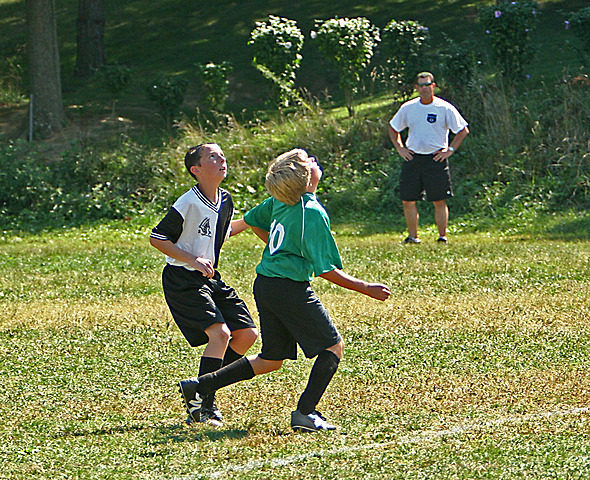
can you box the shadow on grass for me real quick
[57,422,249,443]
[546,215,590,241]
[156,423,249,443]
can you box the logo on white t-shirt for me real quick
[198,217,212,237]
[427,113,437,124]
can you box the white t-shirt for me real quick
[389,96,468,154]
[150,186,234,270]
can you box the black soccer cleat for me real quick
[291,410,337,432]
[178,378,203,424]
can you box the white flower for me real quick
[310,30,317,39]
[284,41,292,49]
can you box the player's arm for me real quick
[230,218,249,236]
[319,268,390,301]
[230,218,268,242]
[251,226,269,243]
[434,126,470,161]
[149,237,214,278]
[388,124,413,161]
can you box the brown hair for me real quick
[415,71,435,84]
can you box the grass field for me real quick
[1,213,589,479]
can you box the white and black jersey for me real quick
[151,185,234,270]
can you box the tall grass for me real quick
[1,73,588,234]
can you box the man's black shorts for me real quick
[253,274,342,361]
[399,153,453,202]
[162,264,255,347]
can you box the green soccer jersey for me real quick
[244,193,343,282]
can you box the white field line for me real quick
[198,406,590,479]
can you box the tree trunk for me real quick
[26,0,65,138]
[75,0,105,78]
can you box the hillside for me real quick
[0,0,588,126]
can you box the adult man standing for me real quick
[388,72,469,244]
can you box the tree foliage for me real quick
[313,17,380,116]
[248,15,304,107]
[480,0,539,83]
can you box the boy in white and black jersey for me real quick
[178,148,391,432]
[150,144,258,426]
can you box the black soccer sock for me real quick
[197,356,255,396]
[198,356,224,376]
[297,350,340,415]
[198,357,224,410]
[222,345,243,367]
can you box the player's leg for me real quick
[278,284,342,432]
[195,322,232,426]
[212,277,258,361]
[200,279,258,424]
[433,199,448,240]
[227,327,258,359]
[399,157,423,243]
[179,354,282,423]
[202,322,231,358]
[292,339,343,432]
[402,200,420,241]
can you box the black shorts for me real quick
[399,153,453,202]
[162,264,255,347]
[253,274,342,361]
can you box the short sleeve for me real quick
[446,105,469,134]
[389,105,408,132]
[301,208,343,276]
[151,207,183,243]
[244,197,274,231]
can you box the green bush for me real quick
[146,75,188,126]
[313,17,380,116]
[195,62,233,111]
[0,140,176,230]
[378,19,431,99]
[564,6,590,63]
[248,15,304,107]
[436,36,483,104]
[479,0,539,83]
[98,63,134,114]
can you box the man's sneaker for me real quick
[403,236,421,244]
[437,236,448,243]
[291,410,337,432]
[178,378,203,424]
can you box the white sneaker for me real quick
[291,410,336,432]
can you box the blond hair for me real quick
[265,149,311,205]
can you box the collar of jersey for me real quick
[192,185,221,212]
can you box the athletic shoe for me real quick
[178,378,203,424]
[201,407,224,427]
[437,236,448,243]
[185,407,223,427]
[403,236,421,244]
[291,410,337,432]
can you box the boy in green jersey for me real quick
[179,148,390,431]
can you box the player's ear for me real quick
[190,164,200,177]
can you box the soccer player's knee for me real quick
[329,339,344,358]
[241,327,258,347]
[208,323,232,344]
